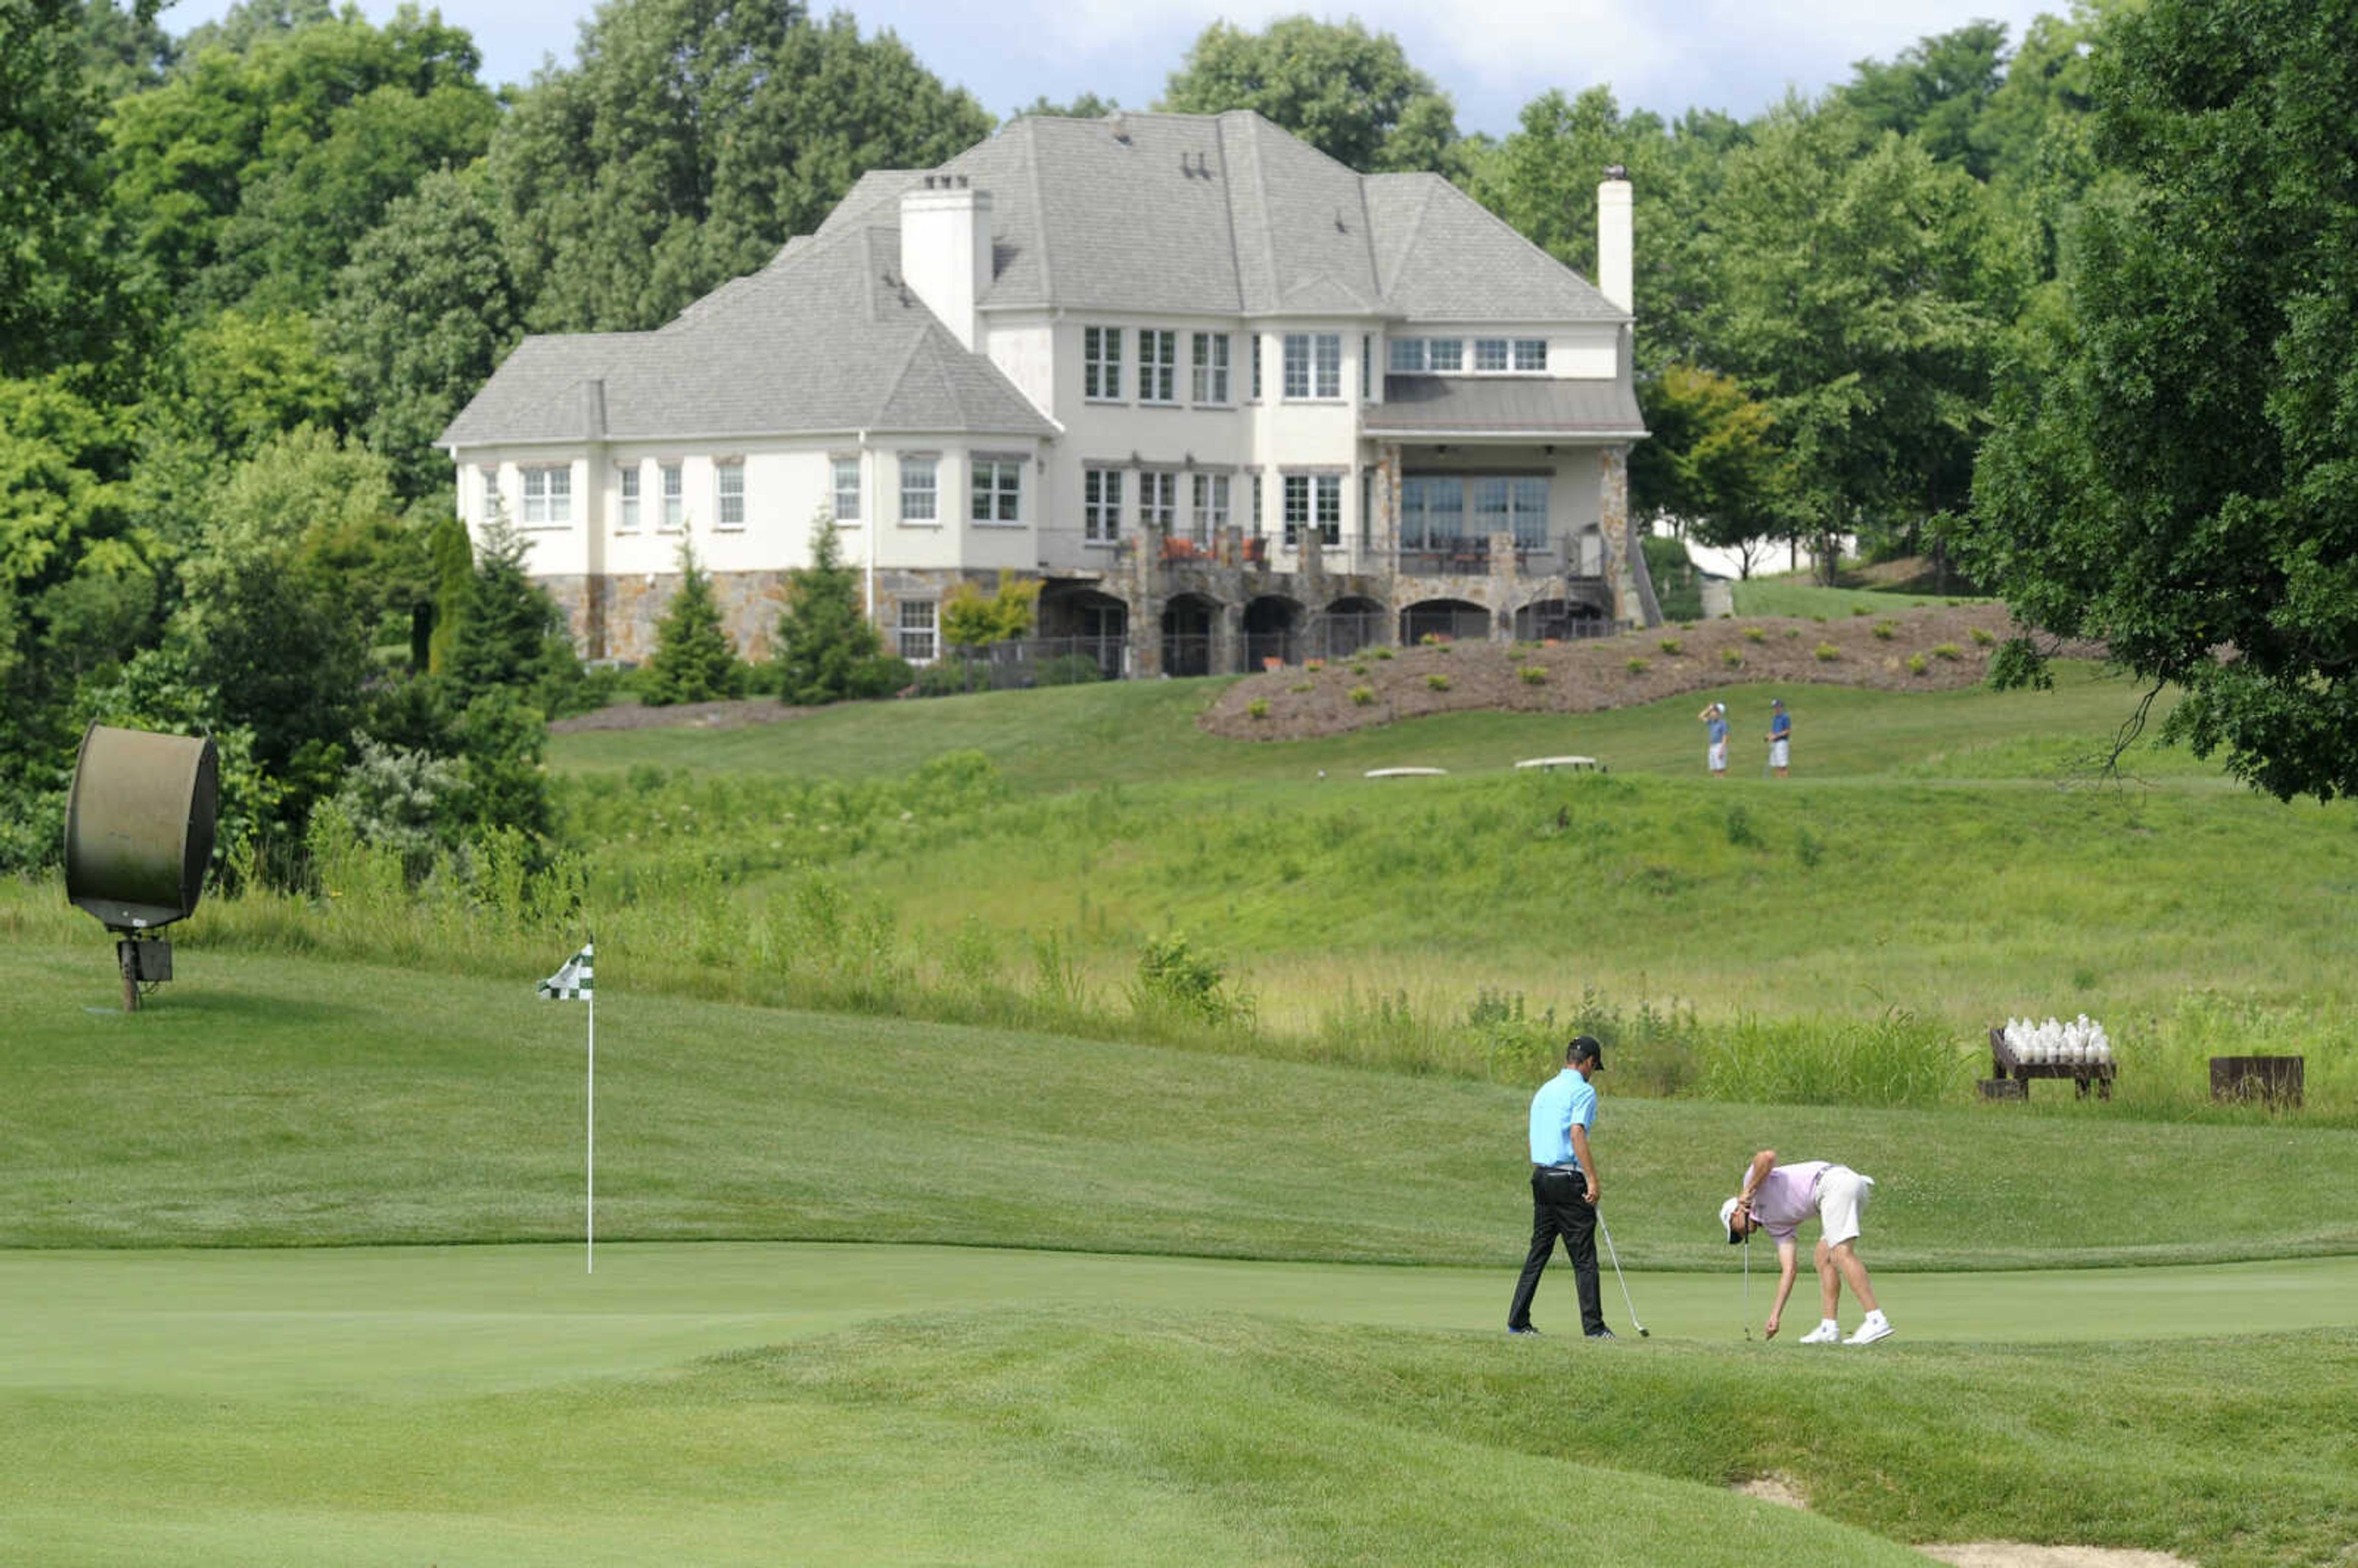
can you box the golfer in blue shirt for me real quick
[1507,1036,1611,1337]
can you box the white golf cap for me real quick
[1719,1197,1745,1244]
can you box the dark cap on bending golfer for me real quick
[1566,1034,1603,1068]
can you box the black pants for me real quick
[1506,1166,1605,1334]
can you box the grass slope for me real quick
[7,942,2354,1269]
[550,658,2192,789]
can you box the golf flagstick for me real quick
[535,939,597,1276]
[586,952,594,1276]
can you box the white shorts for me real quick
[1708,741,1727,772]
[1817,1167,1874,1248]
[1770,739,1789,769]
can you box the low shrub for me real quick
[1721,649,1744,669]
[1658,637,1683,656]
[1932,642,1963,661]
[1350,662,1369,676]
[1425,673,1452,691]
[1247,697,1270,719]
[1872,621,1897,640]
[1288,681,1315,694]
[1907,652,1929,675]
[1035,654,1103,687]
[1851,605,1873,617]
[1372,646,1395,661]
[1971,626,1996,647]
[1625,657,1649,675]
[1743,626,1768,643]
[1517,665,1547,685]
[1350,685,1375,706]
[1813,642,1840,662]
[1129,932,1253,1028]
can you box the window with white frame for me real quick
[1083,468,1123,543]
[1282,333,1343,398]
[1083,326,1123,400]
[1250,333,1263,400]
[1191,332,1230,403]
[899,456,938,522]
[715,460,744,529]
[660,462,683,529]
[898,599,937,662]
[831,456,861,522]
[1282,473,1342,547]
[617,465,640,530]
[1189,473,1229,543]
[971,457,1022,524]
[522,465,571,525]
[1387,336,1548,375]
[1138,329,1177,403]
[1138,470,1177,533]
[479,467,500,519]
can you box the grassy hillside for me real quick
[7,941,2353,1268]
[548,656,2177,788]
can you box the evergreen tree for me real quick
[641,540,742,705]
[424,511,472,675]
[772,515,897,704]
[446,510,569,699]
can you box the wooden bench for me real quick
[1514,755,1602,772]
[1988,1028,2115,1100]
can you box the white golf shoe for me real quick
[1844,1313,1893,1346]
[1797,1321,1842,1344]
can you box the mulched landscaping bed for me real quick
[1199,602,2029,742]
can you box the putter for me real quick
[1596,1214,1650,1337]
[1743,1232,1753,1340]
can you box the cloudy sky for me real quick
[160,0,2064,134]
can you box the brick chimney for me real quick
[1597,165,1632,315]
[900,174,993,351]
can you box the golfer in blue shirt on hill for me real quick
[1506,1036,1611,1338]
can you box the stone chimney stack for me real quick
[900,174,993,351]
[1597,165,1632,316]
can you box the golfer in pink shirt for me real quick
[1719,1149,1892,1345]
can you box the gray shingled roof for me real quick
[443,221,1054,447]
[1365,376,1646,438]
[445,111,1627,447]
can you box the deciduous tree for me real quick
[489,0,990,333]
[1958,0,2358,802]
[1158,15,1462,174]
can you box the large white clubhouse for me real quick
[442,110,1659,676]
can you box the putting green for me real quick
[6,1243,2354,1400]
[6,1244,2354,1566]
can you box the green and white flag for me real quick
[539,942,594,999]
